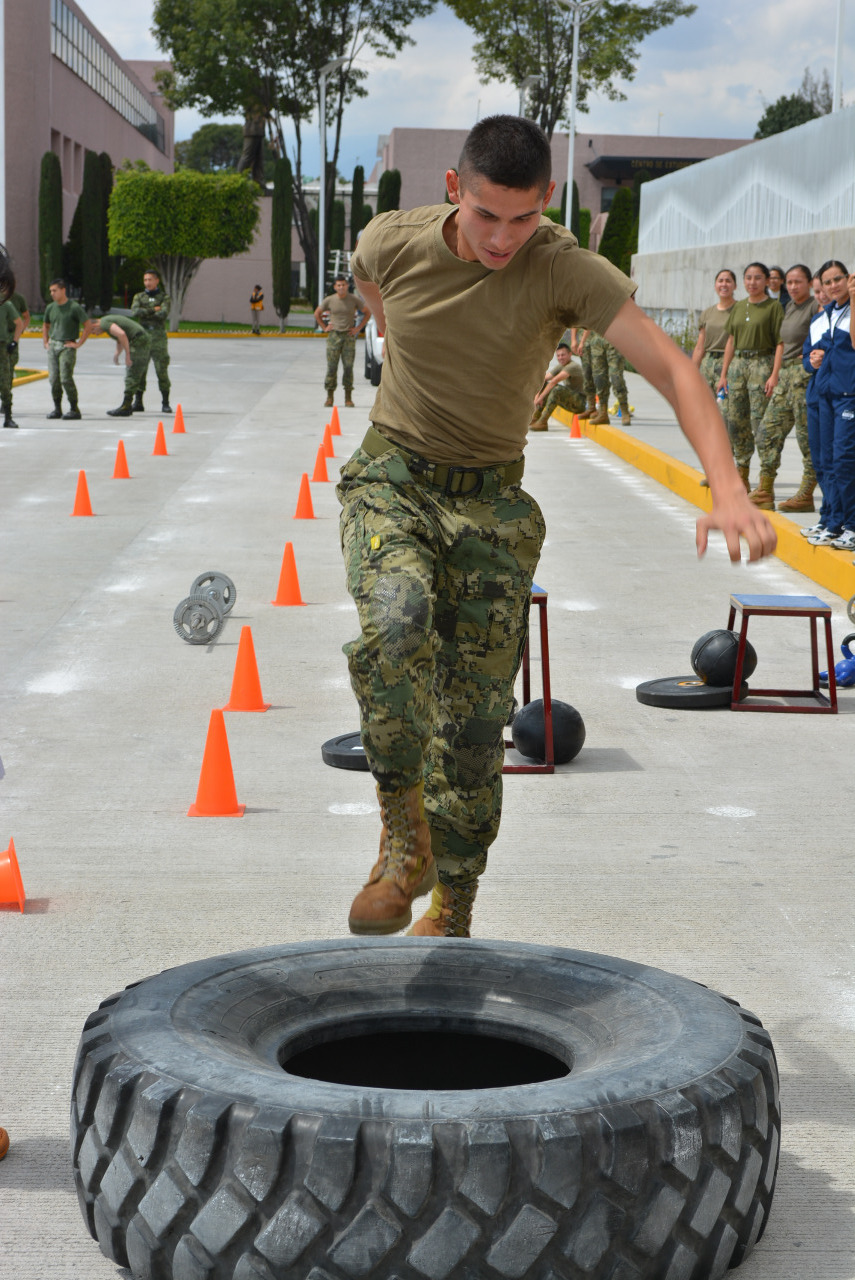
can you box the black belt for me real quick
[737,349,774,358]
[362,426,524,497]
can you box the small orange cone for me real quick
[223,626,270,711]
[322,423,335,458]
[294,473,315,519]
[271,542,305,606]
[113,440,130,479]
[0,838,25,912]
[153,422,168,455]
[312,444,329,482]
[187,710,245,816]
[330,406,341,436]
[570,414,582,439]
[71,470,93,516]
[172,403,186,434]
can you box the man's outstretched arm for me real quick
[604,298,777,563]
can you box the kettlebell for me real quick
[819,632,855,687]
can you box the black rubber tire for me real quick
[71,939,779,1280]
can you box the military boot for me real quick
[778,480,817,513]
[46,401,63,420]
[748,473,776,510]
[131,393,144,412]
[409,880,478,938]
[324,393,334,407]
[582,399,596,418]
[348,782,437,935]
[344,391,355,408]
[737,465,751,492]
[618,401,632,426]
[587,405,610,425]
[62,402,81,420]
[161,399,172,413]
[107,397,133,418]
[3,412,18,428]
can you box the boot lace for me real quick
[441,881,478,937]
[377,791,425,884]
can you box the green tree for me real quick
[99,153,115,311]
[63,195,84,294]
[78,151,105,310]
[754,93,818,139]
[570,180,580,240]
[446,0,696,138]
[377,168,401,213]
[362,202,373,229]
[598,186,634,269]
[271,156,293,328]
[152,0,434,298]
[330,198,345,252]
[350,164,364,249]
[578,208,591,250]
[38,151,64,303]
[175,122,244,170]
[108,169,260,326]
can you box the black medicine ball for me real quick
[691,629,757,686]
[510,698,586,764]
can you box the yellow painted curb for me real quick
[554,406,855,607]
[165,330,323,339]
[12,371,48,386]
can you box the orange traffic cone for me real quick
[187,709,245,816]
[0,838,25,912]
[322,423,335,458]
[223,626,270,711]
[570,414,582,439]
[329,405,341,436]
[312,445,329,482]
[71,470,93,516]
[271,542,305,606]
[113,439,130,479]
[153,421,168,455]
[294,473,315,519]
[172,403,186,434]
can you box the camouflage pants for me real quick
[725,353,774,468]
[588,334,627,402]
[122,333,152,398]
[47,340,78,407]
[700,352,729,430]
[0,346,12,411]
[533,381,586,422]
[579,341,596,403]
[338,434,545,883]
[325,331,356,393]
[139,330,170,399]
[756,360,815,483]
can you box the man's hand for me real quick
[697,490,778,562]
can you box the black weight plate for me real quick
[322,731,370,771]
[635,675,748,709]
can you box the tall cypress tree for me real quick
[377,169,401,213]
[99,152,114,311]
[598,186,634,269]
[271,156,293,327]
[80,150,103,309]
[38,152,64,302]
[570,180,580,240]
[350,164,364,249]
[330,199,345,252]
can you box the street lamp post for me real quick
[318,56,348,315]
[556,0,603,230]
[832,0,845,112]
[518,75,541,118]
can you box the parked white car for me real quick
[364,315,384,386]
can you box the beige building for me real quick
[6,0,174,306]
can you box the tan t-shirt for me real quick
[350,205,636,465]
[780,297,815,362]
[698,304,735,355]
[322,291,365,332]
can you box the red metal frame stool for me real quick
[503,583,554,773]
[727,593,837,713]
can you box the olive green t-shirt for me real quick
[698,304,735,355]
[0,300,20,341]
[102,314,146,340]
[350,205,636,465]
[10,291,27,320]
[780,297,815,362]
[723,297,783,353]
[45,298,88,343]
[322,292,365,333]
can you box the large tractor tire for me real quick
[71,939,779,1280]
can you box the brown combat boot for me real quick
[409,880,478,937]
[619,402,632,426]
[778,481,817,513]
[587,405,610,425]
[529,416,548,431]
[324,393,334,407]
[748,472,776,510]
[345,396,355,408]
[582,399,596,418]
[737,465,751,492]
[348,782,437,935]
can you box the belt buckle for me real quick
[445,465,484,497]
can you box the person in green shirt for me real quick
[91,314,152,417]
[0,297,25,427]
[42,279,92,420]
[8,290,29,372]
[129,270,172,412]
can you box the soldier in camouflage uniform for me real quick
[130,270,172,412]
[92,314,152,417]
[341,116,775,941]
[586,332,631,425]
[718,264,784,491]
[314,275,369,408]
[0,294,24,427]
[572,328,597,414]
[529,342,586,429]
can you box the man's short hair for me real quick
[0,243,16,302]
[458,115,552,194]
[556,341,570,351]
[144,268,160,279]
[50,277,66,289]
[333,274,349,284]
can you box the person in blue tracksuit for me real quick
[803,261,855,549]
[800,291,833,540]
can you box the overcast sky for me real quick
[80,0,855,176]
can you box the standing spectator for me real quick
[0,294,24,427]
[92,314,152,418]
[8,288,29,374]
[571,327,597,416]
[529,341,586,430]
[313,274,370,409]
[768,266,790,308]
[249,285,264,334]
[587,332,631,424]
[752,265,817,511]
[812,275,830,311]
[805,261,855,548]
[130,270,172,413]
[42,278,91,420]
[717,263,784,490]
[691,268,737,417]
[800,279,835,540]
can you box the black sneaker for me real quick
[46,408,63,419]
[62,408,82,420]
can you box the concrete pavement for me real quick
[1,337,852,1279]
